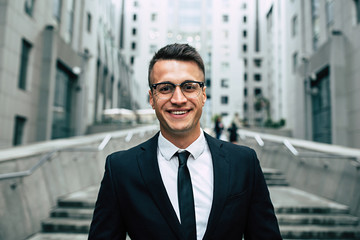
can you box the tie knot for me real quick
[176,151,190,166]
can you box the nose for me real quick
[170,86,187,104]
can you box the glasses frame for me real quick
[151,80,205,99]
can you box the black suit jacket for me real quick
[88,132,282,240]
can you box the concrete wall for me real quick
[238,130,360,219]
[0,125,159,240]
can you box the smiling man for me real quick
[88,43,282,240]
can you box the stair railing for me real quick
[238,129,360,168]
[0,134,112,181]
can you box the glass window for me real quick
[149,45,157,54]
[131,42,136,50]
[18,39,32,90]
[151,13,157,21]
[206,78,211,87]
[223,15,229,22]
[53,0,62,21]
[311,0,320,50]
[132,28,137,35]
[292,15,298,37]
[267,6,273,32]
[244,88,248,96]
[292,52,298,72]
[244,73,248,81]
[243,102,248,111]
[130,56,134,65]
[66,0,74,39]
[254,59,262,67]
[24,0,35,16]
[221,96,229,104]
[13,116,26,146]
[355,0,360,24]
[243,44,247,53]
[133,13,137,21]
[221,79,229,88]
[243,30,247,38]
[326,0,334,25]
[87,13,92,33]
[243,16,247,23]
[254,74,262,81]
[254,88,262,96]
[52,63,75,139]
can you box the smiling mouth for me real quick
[170,110,188,115]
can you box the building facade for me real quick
[0,0,133,149]
[264,0,360,148]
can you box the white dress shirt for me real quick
[158,130,214,240]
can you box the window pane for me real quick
[18,39,32,90]
[13,116,26,146]
[221,96,229,104]
[87,13,92,32]
[221,79,229,88]
[254,74,262,81]
[53,0,62,21]
[24,0,35,16]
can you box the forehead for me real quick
[151,60,204,84]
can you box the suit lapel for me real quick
[203,133,230,239]
[137,132,182,239]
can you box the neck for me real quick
[161,128,201,149]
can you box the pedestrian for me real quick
[88,43,282,240]
[228,121,238,143]
[214,115,224,139]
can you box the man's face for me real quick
[149,60,206,140]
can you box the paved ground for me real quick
[26,171,357,240]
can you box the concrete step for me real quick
[42,218,91,233]
[270,187,350,215]
[50,207,94,219]
[275,206,350,214]
[57,186,98,208]
[57,198,95,208]
[266,179,289,186]
[26,233,88,240]
[263,168,289,186]
[280,225,360,239]
[277,213,359,226]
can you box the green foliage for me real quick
[264,118,286,129]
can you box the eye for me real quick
[157,84,174,94]
[182,83,197,92]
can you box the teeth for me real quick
[172,111,187,115]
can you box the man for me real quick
[88,43,282,240]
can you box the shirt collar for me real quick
[158,130,206,161]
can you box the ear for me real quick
[149,90,155,109]
[201,86,207,106]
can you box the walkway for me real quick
[27,168,360,239]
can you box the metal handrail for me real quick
[0,134,112,180]
[63,134,112,152]
[238,129,360,167]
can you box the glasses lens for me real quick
[181,82,201,98]
[154,82,202,99]
[155,83,174,99]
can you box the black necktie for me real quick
[176,151,197,240]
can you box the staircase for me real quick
[27,169,360,240]
[265,169,360,239]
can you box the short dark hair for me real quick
[148,43,205,87]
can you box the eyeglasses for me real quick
[151,80,205,99]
